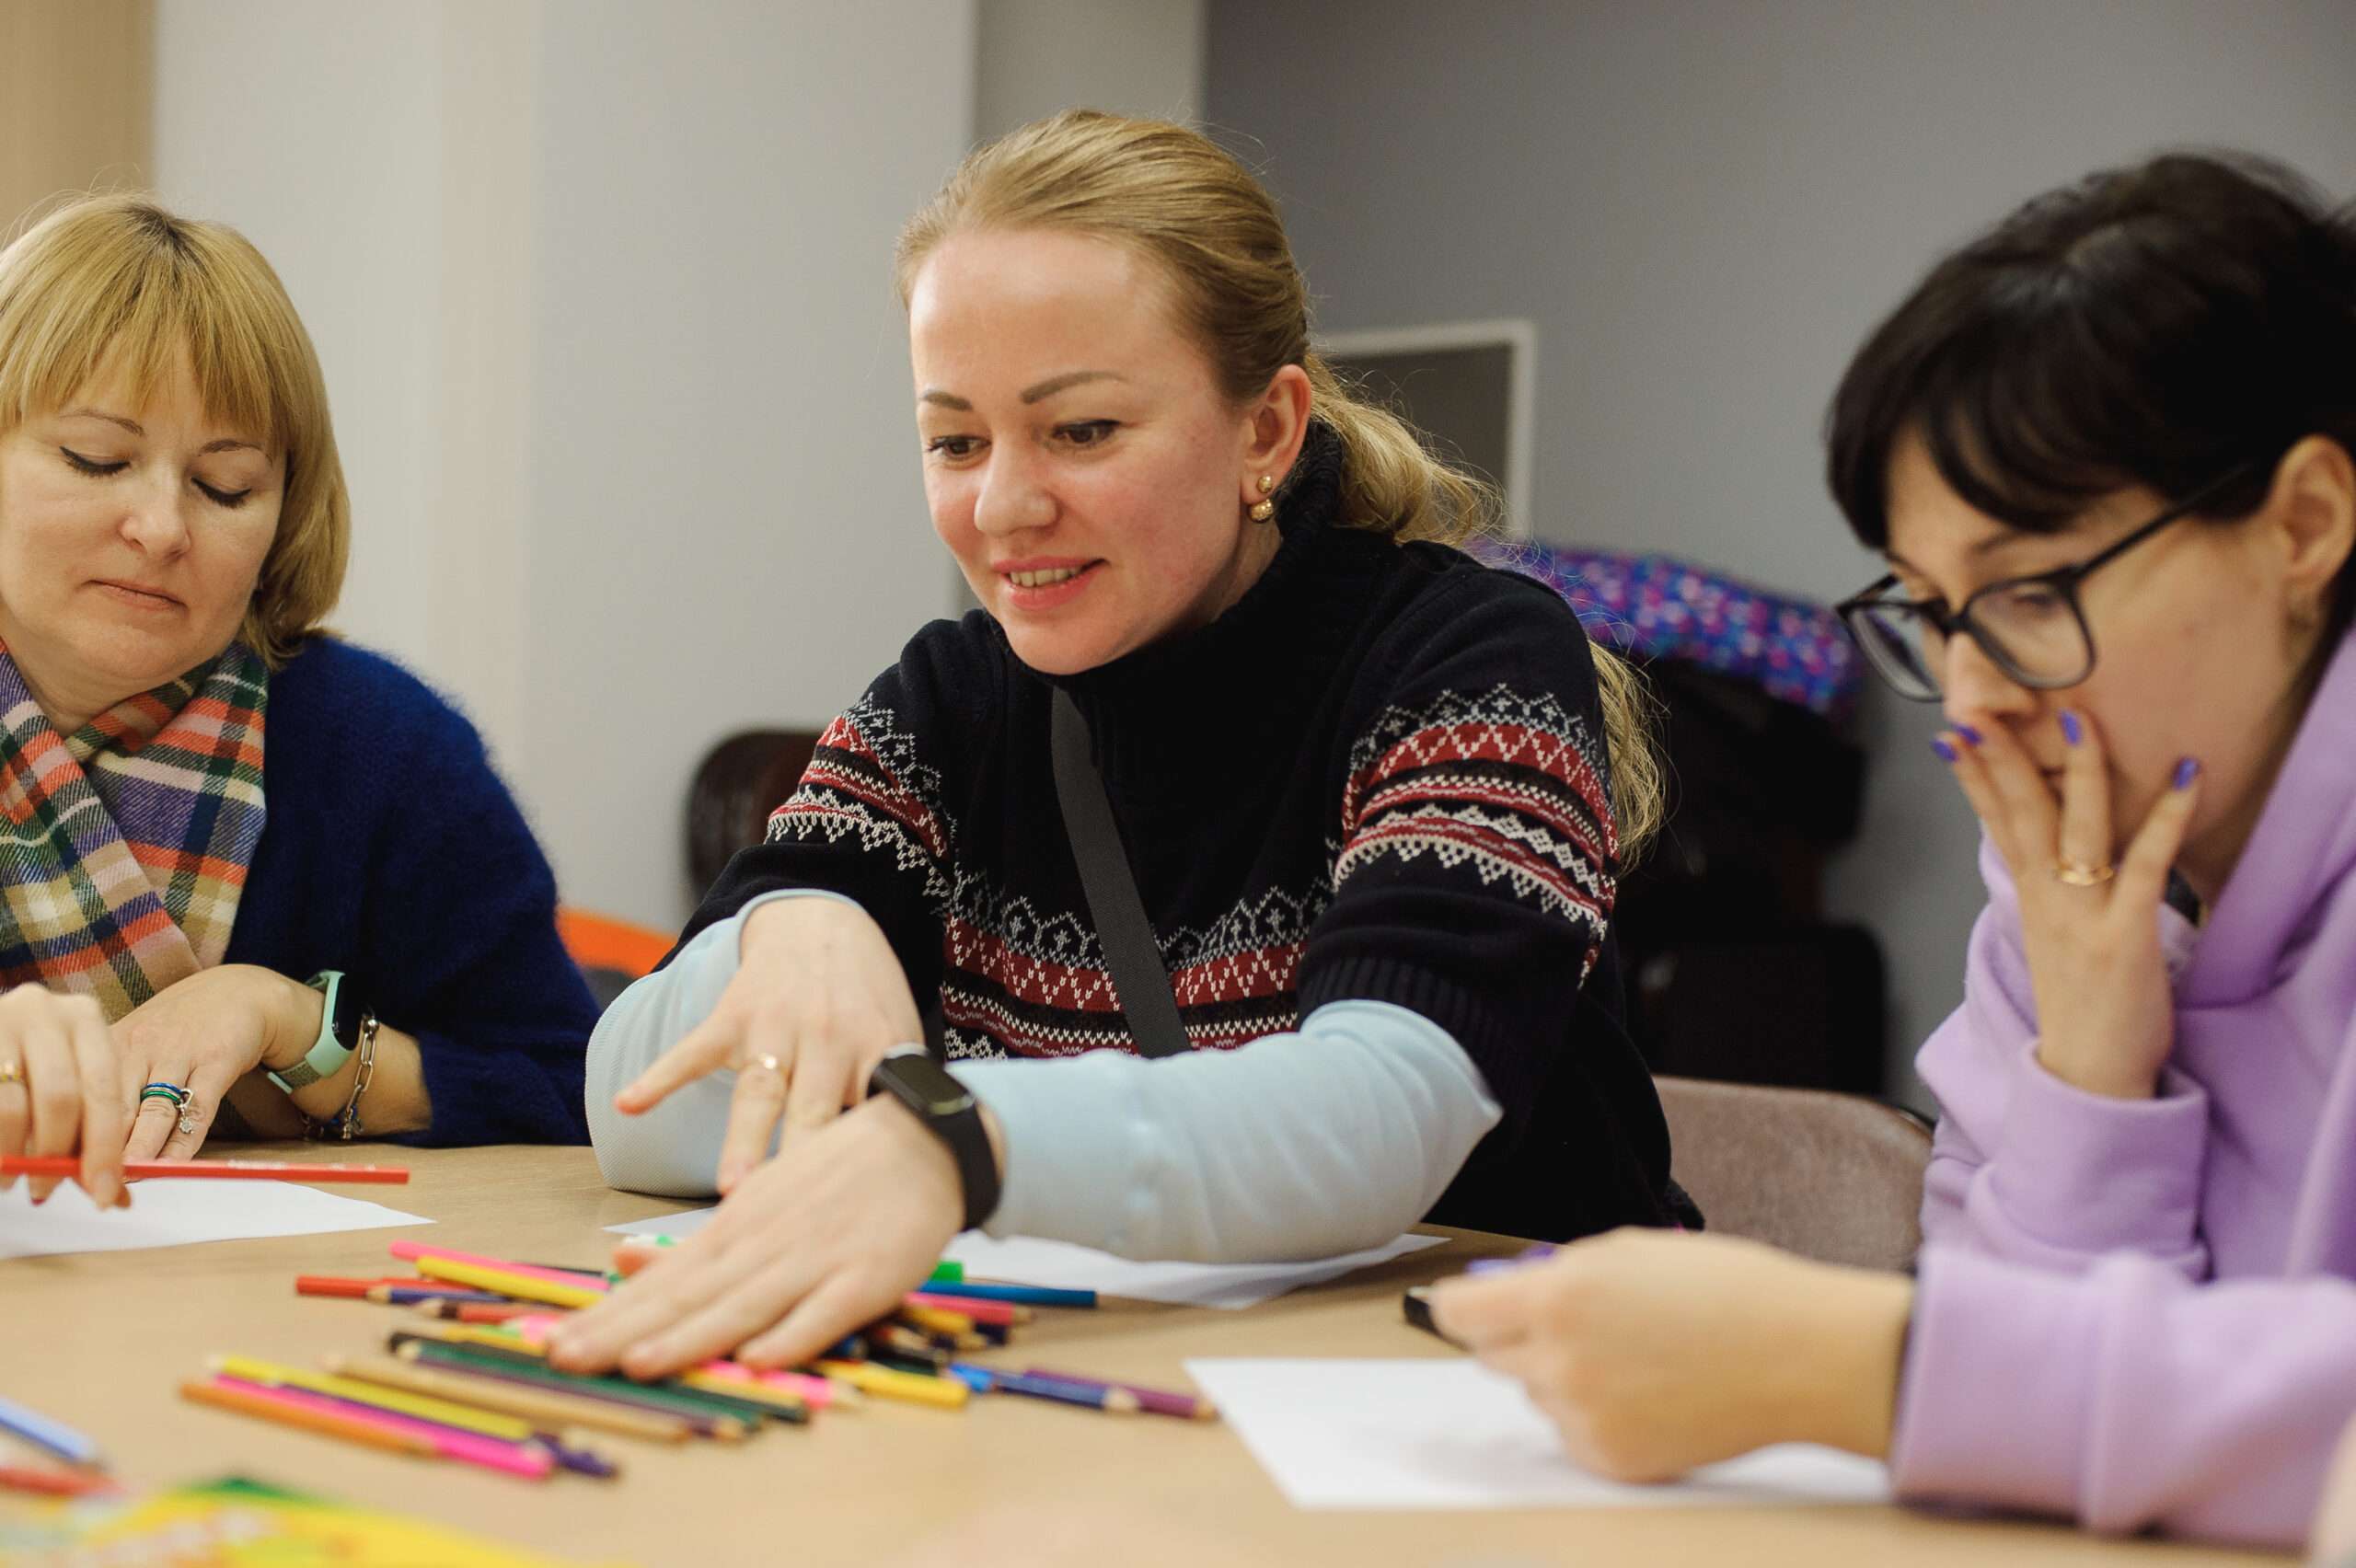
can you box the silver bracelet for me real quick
[329,1013,380,1141]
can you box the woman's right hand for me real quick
[612,896,926,1192]
[0,986,129,1207]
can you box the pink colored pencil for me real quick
[498,1314,841,1410]
[210,1376,553,1480]
[695,1361,841,1410]
[387,1241,608,1293]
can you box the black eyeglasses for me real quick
[1836,467,2255,702]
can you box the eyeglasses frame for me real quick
[1835,466,2259,702]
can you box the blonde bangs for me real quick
[0,195,349,666]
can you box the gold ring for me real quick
[2054,857,2117,887]
[0,1058,20,1088]
[753,1054,781,1075]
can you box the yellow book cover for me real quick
[1,1475,621,1566]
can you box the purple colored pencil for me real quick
[1019,1366,1215,1421]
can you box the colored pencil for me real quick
[675,1370,809,1420]
[393,1343,745,1441]
[896,1303,977,1337]
[420,1300,543,1325]
[487,1312,828,1418]
[693,1362,852,1411]
[209,1377,554,1481]
[327,1354,690,1443]
[487,1310,851,1413]
[211,1355,540,1444]
[389,1335,771,1432]
[3,1156,407,1183]
[872,1325,956,1365]
[534,1430,620,1480]
[906,1281,1094,1308]
[297,1275,433,1298]
[814,1359,969,1410]
[364,1286,513,1308]
[411,1255,604,1309]
[904,1290,1029,1326]
[182,1377,432,1457]
[426,1331,803,1427]
[1019,1366,1216,1420]
[958,1366,1140,1413]
[928,1261,964,1284]
[0,1465,118,1498]
[0,1393,101,1467]
[389,1240,610,1292]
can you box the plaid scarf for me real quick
[0,642,268,1021]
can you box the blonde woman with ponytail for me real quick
[556,112,1688,1382]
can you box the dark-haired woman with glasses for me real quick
[1426,151,2356,1551]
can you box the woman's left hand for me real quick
[547,1096,976,1380]
[1429,1230,1912,1482]
[110,964,320,1160]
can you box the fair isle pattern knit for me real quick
[0,642,268,1020]
[689,424,1682,1238]
[1339,684,1615,976]
[767,679,1620,1061]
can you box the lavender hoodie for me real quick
[1888,627,2356,1548]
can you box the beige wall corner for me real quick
[1,0,154,235]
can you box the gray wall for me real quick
[1206,0,2356,1100]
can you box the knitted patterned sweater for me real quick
[679,439,1680,1240]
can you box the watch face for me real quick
[885,1054,975,1116]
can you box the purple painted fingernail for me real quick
[2174,757,2200,790]
[2059,711,2083,747]
[1931,737,1958,764]
[1953,723,1983,746]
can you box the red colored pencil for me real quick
[0,1464,120,1498]
[296,1275,425,1298]
[3,1156,408,1184]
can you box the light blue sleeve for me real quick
[584,898,1504,1260]
[957,1003,1501,1262]
[583,889,854,1196]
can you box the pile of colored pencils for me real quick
[180,1238,1213,1482]
[0,1393,119,1500]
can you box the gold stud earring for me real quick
[1249,473,1276,523]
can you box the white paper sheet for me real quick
[1184,1357,1892,1510]
[0,1176,430,1260]
[606,1208,1444,1309]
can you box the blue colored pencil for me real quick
[0,1393,102,1467]
[364,1286,512,1307]
[951,1365,1138,1412]
[918,1283,1096,1308]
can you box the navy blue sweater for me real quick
[220,638,593,1145]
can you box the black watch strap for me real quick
[868,1048,1000,1231]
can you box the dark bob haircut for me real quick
[1826,151,2356,642]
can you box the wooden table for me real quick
[0,1146,2292,1566]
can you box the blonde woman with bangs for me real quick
[0,195,595,1209]
[553,112,1689,1383]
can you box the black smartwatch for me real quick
[868,1046,1001,1231]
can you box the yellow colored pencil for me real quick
[896,1304,976,1338]
[676,1371,809,1418]
[327,1355,692,1444]
[412,1255,604,1309]
[210,1355,538,1444]
[814,1359,969,1410]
